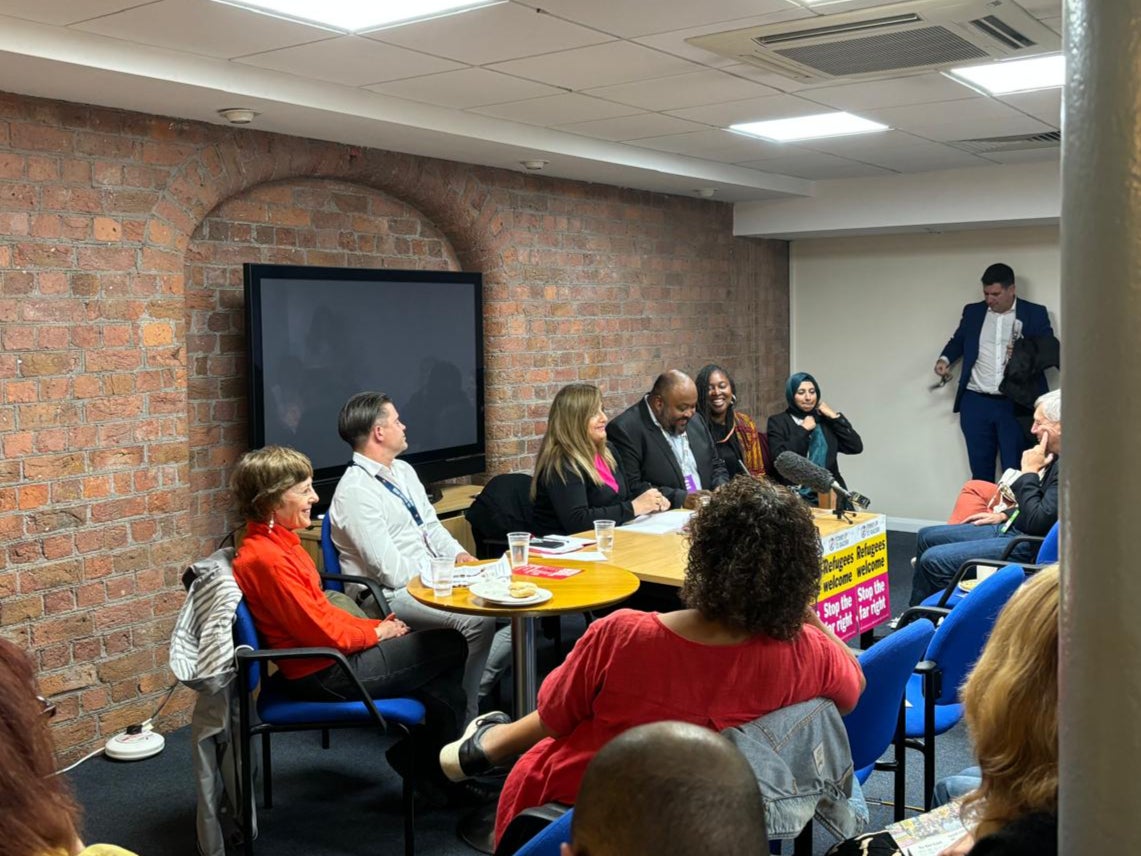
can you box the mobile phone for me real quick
[530,538,566,549]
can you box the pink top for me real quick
[594,454,619,493]
[494,609,863,841]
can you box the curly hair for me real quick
[230,445,313,522]
[961,565,1058,838]
[681,477,822,640]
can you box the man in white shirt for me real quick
[933,263,1054,481]
[329,392,508,722]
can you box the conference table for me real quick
[406,561,639,718]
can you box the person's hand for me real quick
[937,832,975,856]
[682,491,711,510]
[963,511,1006,526]
[817,401,839,419]
[1021,431,1054,473]
[455,552,476,564]
[375,618,410,642]
[633,488,668,515]
[801,415,817,432]
[935,359,951,377]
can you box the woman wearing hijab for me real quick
[767,371,863,507]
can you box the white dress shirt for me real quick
[644,397,702,491]
[328,451,464,591]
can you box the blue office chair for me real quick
[232,599,425,856]
[842,618,936,821]
[319,513,391,614]
[898,564,1026,809]
[922,520,1059,610]
[499,806,573,856]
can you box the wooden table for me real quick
[406,562,639,716]
[575,509,891,644]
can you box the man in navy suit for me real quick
[934,263,1054,481]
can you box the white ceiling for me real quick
[0,0,1064,203]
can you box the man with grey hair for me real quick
[562,721,768,856]
[910,389,1061,604]
[329,391,509,722]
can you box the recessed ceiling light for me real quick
[730,111,888,142]
[946,53,1065,95]
[211,0,504,33]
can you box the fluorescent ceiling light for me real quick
[947,54,1065,95]
[212,0,503,33]
[730,111,888,142]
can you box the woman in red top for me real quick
[440,477,866,843]
[230,446,468,793]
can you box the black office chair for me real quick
[465,473,534,559]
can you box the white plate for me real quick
[468,580,553,607]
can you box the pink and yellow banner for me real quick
[815,516,890,641]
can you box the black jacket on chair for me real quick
[532,447,635,536]
[606,400,729,509]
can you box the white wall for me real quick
[790,225,1061,526]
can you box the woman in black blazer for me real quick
[767,371,863,507]
[531,384,666,536]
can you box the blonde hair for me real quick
[230,446,313,522]
[532,384,616,498]
[962,564,1059,837]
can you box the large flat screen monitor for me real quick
[244,263,485,509]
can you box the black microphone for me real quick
[773,451,871,509]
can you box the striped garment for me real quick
[169,547,243,693]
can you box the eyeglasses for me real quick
[37,695,57,718]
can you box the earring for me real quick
[267,516,275,531]
[731,394,737,404]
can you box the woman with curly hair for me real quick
[439,477,865,844]
[695,363,773,480]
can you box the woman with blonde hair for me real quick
[531,383,666,535]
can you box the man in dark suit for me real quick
[607,370,730,510]
[934,263,1054,481]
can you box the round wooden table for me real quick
[406,561,639,716]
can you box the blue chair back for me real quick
[843,619,936,775]
[1037,522,1060,564]
[233,599,265,694]
[514,810,573,856]
[320,514,344,589]
[924,564,1025,705]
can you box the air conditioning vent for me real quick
[687,0,1059,83]
[949,130,1061,154]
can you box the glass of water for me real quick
[594,519,616,558]
[430,556,454,598]
[507,532,530,569]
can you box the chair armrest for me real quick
[235,645,391,728]
[494,802,572,856]
[897,605,951,628]
[320,573,392,617]
[934,552,1020,608]
[999,534,1043,561]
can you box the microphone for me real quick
[774,451,871,509]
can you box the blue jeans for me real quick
[933,766,981,806]
[910,523,1036,606]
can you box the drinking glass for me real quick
[507,532,531,569]
[594,520,616,558]
[430,556,454,598]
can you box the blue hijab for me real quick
[785,372,829,474]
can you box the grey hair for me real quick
[1035,389,1061,422]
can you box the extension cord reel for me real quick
[105,729,165,761]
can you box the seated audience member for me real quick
[230,446,469,798]
[532,383,668,536]
[768,371,863,507]
[0,638,139,856]
[563,721,769,856]
[910,390,1060,605]
[827,564,1059,856]
[329,392,509,722]
[696,363,773,480]
[606,369,730,510]
[439,478,865,844]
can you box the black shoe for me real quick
[448,777,504,807]
[439,711,511,782]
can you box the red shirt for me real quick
[233,522,380,680]
[495,609,862,841]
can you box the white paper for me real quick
[619,509,692,535]
[563,550,606,562]
[530,535,596,555]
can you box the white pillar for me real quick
[1059,1,1141,852]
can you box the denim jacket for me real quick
[723,697,868,841]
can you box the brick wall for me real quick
[0,89,789,759]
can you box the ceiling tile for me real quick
[237,36,464,86]
[871,148,994,173]
[523,0,799,39]
[1,0,147,26]
[717,62,818,94]
[72,0,330,59]
[631,129,790,162]
[555,112,707,142]
[979,148,1061,166]
[795,130,942,158]
[472,93,642,126]
[366,68,562,109]
[365,3,610,66]
[798,73,982,112]
[1017,0,1063,15]
[585,69,778,112]
[1000,89,1063,126]
[736,151,894,180]
[666,93,824,126]
[860,98,1055,142]
[488,41,700,91]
